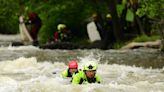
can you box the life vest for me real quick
[61,69,79,78]
[72,71,101,85]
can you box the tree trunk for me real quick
[108,0,124,42]
[135,15,145,35]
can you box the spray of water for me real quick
[0,55,163,92]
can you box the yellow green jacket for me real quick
[61,69,79,78]
[61,69,72,78]
[72,71,101,85]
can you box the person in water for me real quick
[72,61,101,84]
[61,60,79,78]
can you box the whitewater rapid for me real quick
[0,56,163,92]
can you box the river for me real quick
[0,34,164,92]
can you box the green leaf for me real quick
[126,9,134,22]
[116,4,125,16]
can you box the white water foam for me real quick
[0,57,163,92]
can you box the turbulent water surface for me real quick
[0,34,164,92]
[0,46,163,92]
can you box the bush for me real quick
[0,0,19,34]
[133,35,160,42]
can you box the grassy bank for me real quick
[133,35,160,42]
[113,35,160,49]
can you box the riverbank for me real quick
[0,34,162,50]
[121,40,161,49]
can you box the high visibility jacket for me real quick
[61,69,79,78]
[72,71,101,85]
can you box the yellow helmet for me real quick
[57,24,66,31]
[84,61,98,71]
[106,14,112,18]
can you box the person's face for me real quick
[69,68,78,74]
[85,70,96,78]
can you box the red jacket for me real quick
[28,12,42,41]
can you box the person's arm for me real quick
[71,72,81,85]
[96,74,101,83]
[61,70,68,78]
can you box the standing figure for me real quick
[28,12,42,45]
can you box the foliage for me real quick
[0,0,19,34]
[137,0,164,19]
[113,42,125,49]
[0,0,163,46]
[24,0,109,43]
[133,35,160,42]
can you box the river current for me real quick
[0,34,164,92]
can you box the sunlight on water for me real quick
[0,57,164,92]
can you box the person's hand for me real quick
[28,20,32,23]
[19,16,24,23]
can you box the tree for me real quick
[137,0,164,51]
[23,0,109,44]
[0,0,19,34]
[107,0,124,42]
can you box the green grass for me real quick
[113,42,125,49]
[113,35,160,49]
[133,35,160,42]
[70,34,161,49]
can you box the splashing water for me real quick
[0,56,163,92]
[0,34,164,92]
